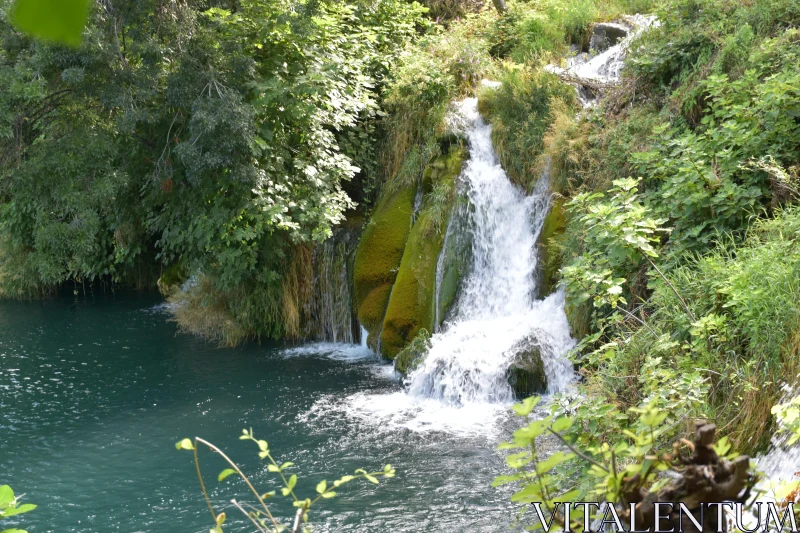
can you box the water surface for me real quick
[0,294,518,532]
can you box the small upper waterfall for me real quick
[405,98,575,405]
[545,15,658,106]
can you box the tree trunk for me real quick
[491,0,506,14]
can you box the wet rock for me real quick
[506,337,548,397]
[394,328,432,374]
[435,194,473,329]
[589,22,629,53]
[535,197,567,299]
[381,144,468,358]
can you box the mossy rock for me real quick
[394,328,432,374]
[536,197,567,298]
[353,183,417,345]
[506,338,548,398]
[435,195,472,328]
[381,144,467,358]
[157,261,188,296]
[380,208,444,358]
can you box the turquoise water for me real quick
[0,294,517,532]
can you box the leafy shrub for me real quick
[0,484,36,533]
[177,430,395,533]
[478,67,575,189]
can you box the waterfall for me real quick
[405,98,575,405]
[545,15,658,107]
[303,228,361,344]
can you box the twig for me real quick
[193,441,216,522]
[645,257,696,322]
[231,499,269,533]
[618,306,659,337]
[292,506,305,533]
[546,428,609,472]
[194,437,281,530]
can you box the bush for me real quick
[478,67,575,190]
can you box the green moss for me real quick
[353,184,417,343]
[381,144,467,358]
[536,196,567,298]
[380,209,441,357]
[394,328,432,374]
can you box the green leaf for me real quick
[512,396,540,417]
[551,416,573,432]
[287,474,297,490]
[321,491,337,498]
[0,486,15,506]
[10,0,91,46]
[2,504,37,517]
[364,474,379,484]
[175,438,194,451]
[316,480,327,494]
[535,452,575,475]
[333,475,355,487]
[217,469,236,482]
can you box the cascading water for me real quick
[545,15,658,106]
[303,229,361,344]
[405,98,575,405]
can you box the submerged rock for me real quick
[506,336,548,398]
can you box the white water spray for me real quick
[545,15,658,106]
[405,98,575,406]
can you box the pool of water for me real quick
[0,294,520,532]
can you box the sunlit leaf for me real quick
[175,438,194,451]
[218,469,236,482]
[10,0,91,46]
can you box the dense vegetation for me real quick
[3,0,800,529]
[0,0,424,339]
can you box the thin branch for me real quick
[194,437,281,530]
[618,306,659,337]
[546,428,609,473]
[193,441,216,522]
[231,499,270,533]
[645,257,696,322]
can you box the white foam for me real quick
[281,343,376,362]
[301,390,510,437]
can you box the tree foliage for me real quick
[0,0,424,332]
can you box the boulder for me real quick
[353,182,417,350]
[506,337,548,398]
[380,143,467,358]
